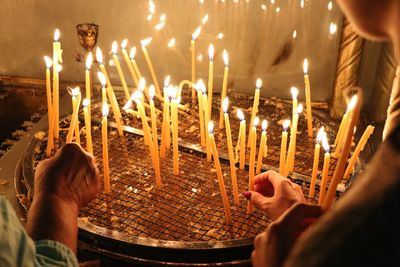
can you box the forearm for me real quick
[27,194,79,254]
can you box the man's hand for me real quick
[243,170,305,220]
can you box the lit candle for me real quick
[248,79,262,147]
[318,133,331,205]
[207,44,214,118]
[66,87,81,144]
[44,56,54,156]
[291,87,299,122]
[112,41,131,101]
[285,104,303,175]
[97,72,107,103]
[343,125,374,179]
[121,39,139,87]
[160,77,171,158]
[256,120,268,174]
[223,97,239,204]
[203,88,211,161]
[219,50,229,129]
[171,92,179,175]
[129,47,143,80]
[137,78,151,145]
[279,120,290,175]
[303,59,313,138]
[141,37,162,98]
[248,117,259,214]
[52,29,62,140]
[149,85,162,187]
[196,80,206,148]
[96,47,124,136]
[82,99,93,155]
[237,109,246,169]
[208,121,232,224]
[85,52,92,117]
[324,93,362,209]
[191,26,202,100]
[101,102,111,193]
[309,127,325,198]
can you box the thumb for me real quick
[243,191,269,209]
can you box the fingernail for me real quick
[243,191,251,200]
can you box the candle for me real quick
[112,41,131,101]
[160,77,171,158]
[138,79,151,145]
[191,26,202,100]
[171,91,179,175]
[279,120,290,175]
[65,87,81,143]
[343,125,374,179]
[223,97,239,204]
[129,47,143,80]
[121,39,139,87]
[303,59,313,138]
[74,100,81,146]
[101,102,111,193]
[237,109,246,169]
[291,87,299,123]
[97,72,108,103]
[208,121,232,224]
[149,85,162,187]
[248,79,262,147]
[256,120,268,175]
[309,127,325,198]
[285,104,303,175]
[196,80,206,148]
[82,99,93,155]
[207,44,214,118]
[218,50,229,129]
[44,56,54,156]
[248,117,259,214]
[52,29,62,140]
[203,89,212,161]
[141,37,162,98]
[96,47,124,136]
[318,133,331,205]
[324,93,362,209]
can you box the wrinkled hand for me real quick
[252,203,322,267]
[244,170,305,220]
[34,143,100,209]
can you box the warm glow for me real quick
[141,37,152,47]
[102,102,109,117]
[129,47,136,59]
[83,98,90,107]
[192,26,202,40]
[147,14,153,21]
[253,117,260,127]
[54,29,60,41]
[223,49,229,66]
[291,87,299,100]
[201,14,209,25]
[208,121,214,134]
[154,22,165,31]
[56,65,62,73]
[303,58,308,74]
[261,4,267,10]
[138,77,146,92]
[296,103,303,114]
[168,38,176,48]
[197,54,203,61]
[111,41,118,54]
[283,120,291,131]
[149,85,155,99]
[164,75,171,87]
[121,39,128,49]
[208,44,214,61]
[123,100,132,111]
[329,23,337,34]
[68,87,81,97]
[86,52,93,70]
[97,72,107,88]
[196,79,206,94]
[96,47,103,64]
[160,13,166,22]
[223,97,229,113]
[300,0,304,8]
[275,7,280,13]
[293,30,297,39]
[328,1,333,10]
[44,56,52,68]
[149,0,155,13]
[347,95,358,112]
[262,120,268,131]
[131,90,142,101]
[316,127,325,143]
[322,132,330,152]
[256,78,262,89]
[217,33,224,39]
[237,109,245,121]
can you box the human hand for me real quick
[243,170,305,220]
[34,143,100,210]
[251,203,322,267]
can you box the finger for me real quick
[254,170,288,188]
[248,191,271,210]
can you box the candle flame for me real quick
[208,121,214,134]
[197,54,203,61]
[68,87,81,97]
[177,96,181,104]
[201,14,209,25]
[54,29,60,41]
[253,117,260,127]
[328,1,333,10]
[261,4,267,10]
[256,78,262,89]
[160,13,166,22]
[208,44,214,61]
[237,109,245,121]
[303,58,308,74]
[102,102,109,117]
[275,7,280,13]
[131,90,142,101]
[97,72,107,88]
[123,100,132,111]
[283,119,291,131]
[223,49,229,66]
[316,126,325,143]
[329,22,337,35]
[149,85,155,99]
[129,47,136,59]
[83,98,90,107]
[223,97,229,113]
[121,39,128,49]
[192,26,202,40]
[217,33,224,39]
[347,95,358,113]
[141,37,152,47]
[86,52,93,70]
[196,79,206,94]
[168,38,176,48]
[44,56,52,68]
[149,0,155,14]
[56,65,62,73]
[96,47,103,64]
[147,14,153,21]
[291,86,299,99]
[164,75,171,87]
[322,132,330,152]
[154,21,165,31]
[300,0,304,8]
[138,77,146,92]
[296,103,303,114]
[111,41,118,54]
[292,30,297,39]
[262,120,268,131]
